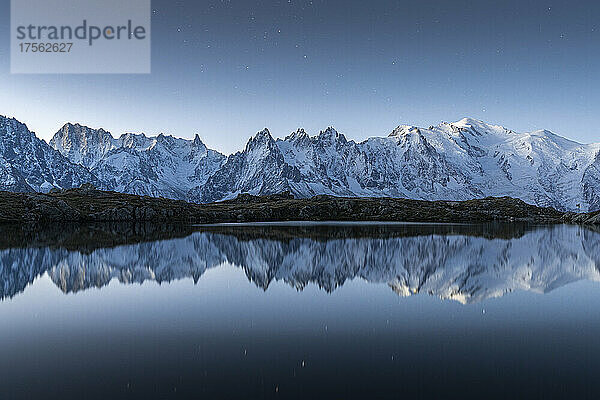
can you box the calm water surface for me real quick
[1,223,600,399]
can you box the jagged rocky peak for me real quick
[316,126,348,146]
[245,128,276,150]
[389,125,421,137]
[51,122,115,146]
[192,133,205,147]
[0,115,43,145]
[318,126,338,137]
[50,122,118,168]
[190,134,209,156]
[255,127,273,139]
[119,132,152,149]
[0,116,101,192]
[154,132,182,149]
[0,115,26,132]
[285,128,309,142]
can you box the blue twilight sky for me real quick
[0,0,598,154]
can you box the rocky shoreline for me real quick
[0,187,598,225]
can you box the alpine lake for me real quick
[1,222,600,399]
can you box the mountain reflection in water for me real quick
[1,222,599,304]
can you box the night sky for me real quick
[0,0,598,153]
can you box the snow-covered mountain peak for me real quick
[316,127,348,146]
[528,129,582,148]
[245,128,276,151]
[156,132,176,143]
[0,116,100,192]
[389,125,421,137]
[318,126,339,137]
[45,121,226,200]
[0,115,29,137]
[4,114,600,211]
[50,123,118,168]
[451,117,513,136]
[188,119,600,211]
[256,127,272,137]
[117,132,154,150]
[454,117,486,126]
[54,122,113,138]
[285,128,309,142]
[192,133,205,147]
[154,132,188,150]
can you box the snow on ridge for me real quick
[2,114,600,211]
[47,121,227,201]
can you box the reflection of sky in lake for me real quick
[1,224,600,398]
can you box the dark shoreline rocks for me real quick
[0,188,596,225]
[0,221,544,252]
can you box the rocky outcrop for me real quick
[0,187,576,224]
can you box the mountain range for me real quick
[1,114,599,211]
[1,225,599,303]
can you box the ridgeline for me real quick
[0,186,598,225]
